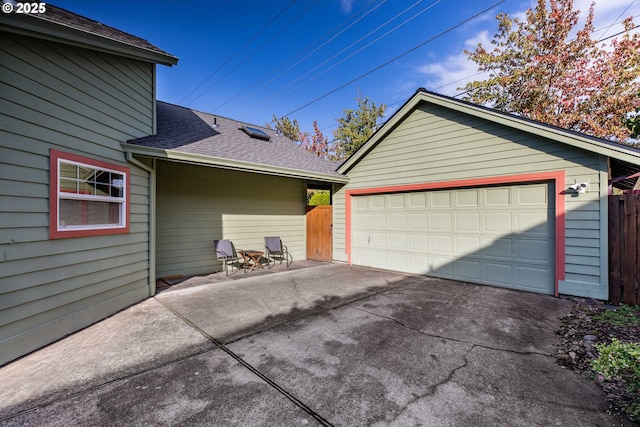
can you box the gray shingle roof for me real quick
[9,2,177,63]
[127,102,343,178]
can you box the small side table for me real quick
[239,250,264,272]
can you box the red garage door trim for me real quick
[345,171,566,297]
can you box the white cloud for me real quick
[413,1,640,96]
[340,0,355,14]
[416,31,493,96]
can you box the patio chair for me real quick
[214,239,246,276]
[264,236,293,268]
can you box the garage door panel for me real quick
[387,252,407,270]
[431,213,452,231]
[517,212,551,234]
[408,234,428,251]
[371,195,385,209]
[485,187,511,206]
[517,184,548,206]
[353,230,370,247]
[455,212,480,232]
[409,193,426,208]
[517,239,554,263]
[431,256,454,276]
[408,255,429,275]
[388,233,406,250]
[352,249,369,266]
[484,237,513,259]
[484,212,512,233]
[430,192,451,208]
[372,213,386,229]
[351,182,554,295]
[354,212,369,228]
[456,236,481,256]
[485,262,513,285]
[408,213,428,230]
[370,232,386,249]
[456,259,481,281]
[431,235,453,254]
[517,265,554,292]
[370,250,387,266]
[387,213,406,230]
[456,189,480,207]
[388,194,405,208]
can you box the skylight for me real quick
[242,125,271,141]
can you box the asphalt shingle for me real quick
[33,3,177,59]
[127,102,343,177]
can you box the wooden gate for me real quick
[306,205,332,262]
[609,193,640,305]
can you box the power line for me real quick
[283,0,506,117]
[188,0,321,107]
[211,0,387,114]
[177,0,297,105]
[597,0,636,40]
[254,0,443,113]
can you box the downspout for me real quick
[125,152,156,297]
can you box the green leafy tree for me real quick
[462,0,640,142]
[308,190,330,206]
[267,115,301,142]
[626,92,640,139]
[332,93,386,159]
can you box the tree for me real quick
[462,0,640,142]
[267,114,301,142]
[625,92,640,139]
[308,190,330,206]
[299,121,331,160]
[332,93,386,159]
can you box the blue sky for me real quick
[52,0,640,137]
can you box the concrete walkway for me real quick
[0,263,634,426]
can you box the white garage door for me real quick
[351,183,555,294]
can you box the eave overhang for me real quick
[121,143,349,184]
[0,12,178,66]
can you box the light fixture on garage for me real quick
[569,182,589,194]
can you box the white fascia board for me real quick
[122,144,349,184]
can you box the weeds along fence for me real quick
[609,193,640,305]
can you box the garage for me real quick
[351,182,555,294]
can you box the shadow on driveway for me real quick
[0,264,634,426]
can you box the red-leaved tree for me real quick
[300,121,331,160]
[462,0,640,143]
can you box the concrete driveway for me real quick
[0,263,634,426]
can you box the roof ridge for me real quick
[156,100,272,130]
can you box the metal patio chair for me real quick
[264,236,293,268]
[214,239,246,276]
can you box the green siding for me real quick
[0,33,154,365]
[155,161,307,278]
[335,102,606,298]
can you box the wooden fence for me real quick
[609,193,640,305]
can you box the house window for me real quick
[50,150,130,239]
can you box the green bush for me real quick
[591,305,640,327]
[308,191,330,206]
[592,338,640,420]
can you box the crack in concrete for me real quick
[388,346,473,424]
[354,306,554,357]
[289,279,314,305]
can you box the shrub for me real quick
[592,338,640,420]
[308,191,330,206]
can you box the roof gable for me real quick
[338,89,640,174]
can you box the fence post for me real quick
[609,195,622,304]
